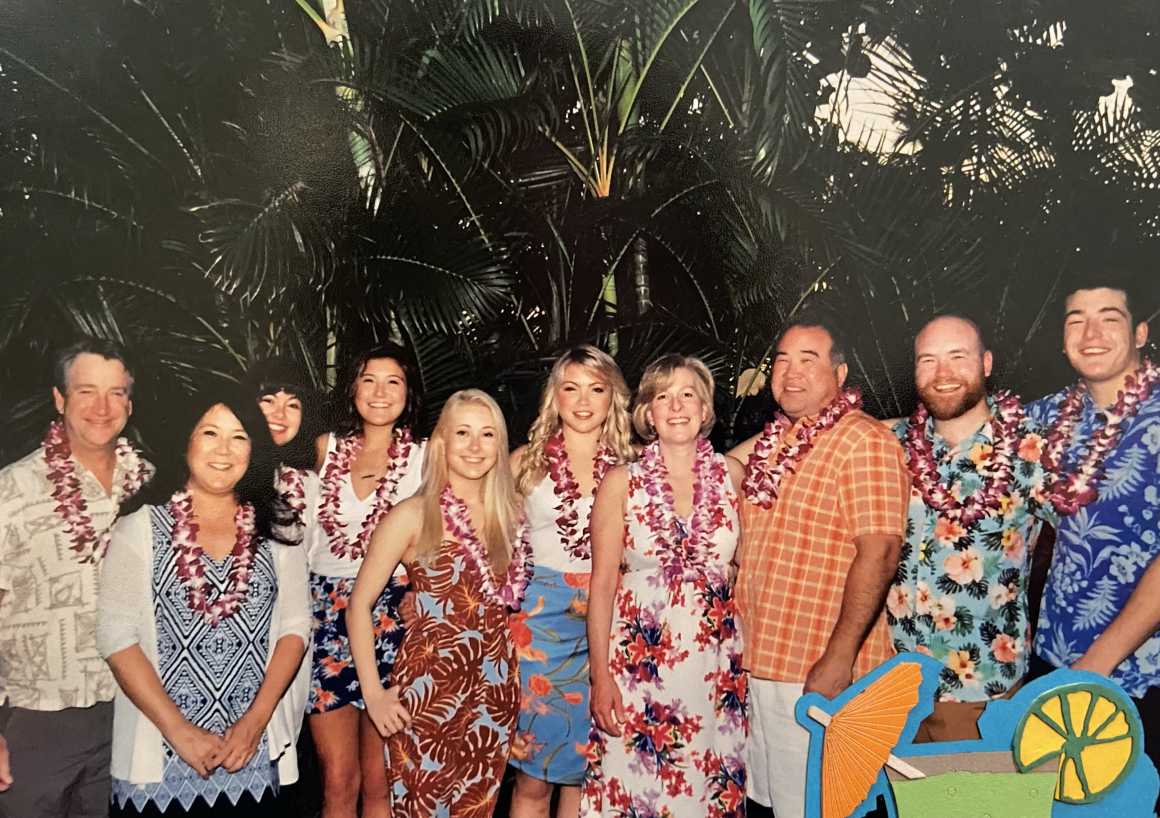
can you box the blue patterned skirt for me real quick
[307,571,407,713]
[509,566,591,785]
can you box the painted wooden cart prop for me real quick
[797,654,1160,818]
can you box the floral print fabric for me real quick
[387,543,520,817]
[889,404,1054,702]
[1027,387,1160,697]
[510,565,591,785]
[580,454,746,818]
[307,572,407,712]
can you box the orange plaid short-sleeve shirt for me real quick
[735,409,909,684]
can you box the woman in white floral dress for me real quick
[582,355,747,818]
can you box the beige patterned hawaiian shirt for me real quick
[0,446,147,710]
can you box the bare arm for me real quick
[348,498,421,737]
[726,432,761,466]
[587,465,628,736]
[107,645,223,777]
[805,533,902,698]
[1073,558,1160,675]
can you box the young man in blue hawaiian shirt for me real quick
[889,315,1057,742]
[1026,277,1159,780]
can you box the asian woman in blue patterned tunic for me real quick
[98,387,310,817]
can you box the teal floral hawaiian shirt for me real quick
[889,399,1056,702]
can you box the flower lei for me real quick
[903,392,1024,535]
[638,437,729,582]
[42,419,150,564]
[1042,358,1160,516]
[168,489,260,627]
[318,427,414,561]
[440,484,533,611]
[544,434,618,561]
[275,466,308,542]
[742,389,862,508]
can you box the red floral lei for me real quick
[318,427,414,561]
[439,484,533,611]
[1042,359,1160,516]
[169,489,260,627]
[638,437,730,582]
[742,389,862,508]
[544,434,617,561]
[42,418,150,564]
[902,392,1024,534]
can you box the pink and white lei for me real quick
[903,392,1023,537]
[275,466,308,542]
[43,418,150,564]
[638,437,730,583]
[168,489,260,627]
[440,484,533,611]
[544,434,618,561]
[318,427,414,561]
[742,389,861,508]
[1042,359,1159,516]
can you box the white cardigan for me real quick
[97,506,312,785]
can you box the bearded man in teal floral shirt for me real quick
[888,315,1057,742]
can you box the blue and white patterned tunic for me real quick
[1028,383,1160,697]
[112,506,279,811]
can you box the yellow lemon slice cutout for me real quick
[1014,682,1141,804]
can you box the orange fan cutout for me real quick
[808,662,923,818]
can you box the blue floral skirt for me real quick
[509,566,590,785]
[307,571,407,713]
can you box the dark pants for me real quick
[0,700,113,818]
[110,791,279,818]
[1030,653,1160,810]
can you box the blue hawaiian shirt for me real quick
[889,401,1055,702]
[1028,384,1160,698]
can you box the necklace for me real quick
[43,418,150,564]
[1042,359,1159,515]
[318,427,414,560]
[902,392,1023,540]
[169,489,260,627]
[742,389,861,508]
[544,434,617,561]
[637,438,729,583]
[439,484,533,610]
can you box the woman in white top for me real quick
[308,343,425,818]
[508,346,635,818]
[98,386,310,817]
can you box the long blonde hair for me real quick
[516,345,635,495]
[415,389,522,571]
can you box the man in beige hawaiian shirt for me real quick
[0,339,151,817]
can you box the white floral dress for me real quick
[580,452,747,818]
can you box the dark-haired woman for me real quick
[250,360,322,763]
[308,344,426,818]
[97,389,310,817]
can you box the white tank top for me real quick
[306,432,426,578]
[524,472,596,574]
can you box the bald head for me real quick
[915,315,986,358]
[914,315,991,421]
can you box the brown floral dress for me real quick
[387,542,521,817]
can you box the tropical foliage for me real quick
[0,0,1156,465]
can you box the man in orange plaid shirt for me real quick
[729,315,909,818]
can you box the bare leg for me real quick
[310,706,362,818]
[556,784,582,818]
[358,707,392,818]
[510,769,555,818]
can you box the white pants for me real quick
[748,677,811,818]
